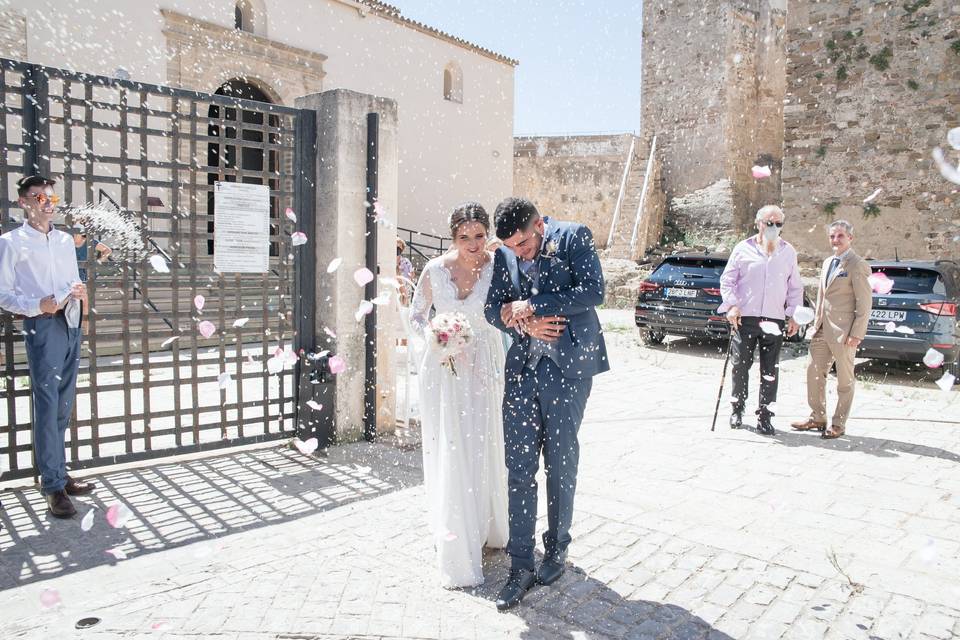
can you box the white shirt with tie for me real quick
[0,222,82,319]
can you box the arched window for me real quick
[443,63,463,103]
[234,0,267,35]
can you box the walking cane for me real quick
[710,328,736,432]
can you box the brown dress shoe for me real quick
[790,418,827,432]
[46,491,77,518]
[65,476,96,496]
[821,425,845,439]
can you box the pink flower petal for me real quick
[266,355,284,375]
[868,272,895,295]
[198,321,217,339]
[353,268,374,287]
[751,165,772,179]
[283,347,298,366]
[291,231,308,247]
[923,348,945,369]
[39,588,61,609]
[294,437,318,455]
[285,207,297,223]
[105,547,128,560]
[328,355,346,374]
[323,326,337,339]
[105,502,133,528]
[443,531,458,542]
[193,294,205,312]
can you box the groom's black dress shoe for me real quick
[495,568,536,611]
[536,553,566,586]
[729,409,744,429]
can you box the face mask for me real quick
[763,225,781,242]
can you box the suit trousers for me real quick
[502,357,593,571]
[730,316,784,416]
[23,314,81,495]
[806,331,857,428]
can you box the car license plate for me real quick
[665,288,697,298]
[870,309,905,322]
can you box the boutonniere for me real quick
[540,240,559,261]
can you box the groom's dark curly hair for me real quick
[494,197,540,240]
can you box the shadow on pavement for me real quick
[470,553,733,640]
[770,428,960,462]
[854,358,958,390]
[0,441,422,591]
[645,336,808,363]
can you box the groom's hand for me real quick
[501,300,534,327]
[520,315,567,342]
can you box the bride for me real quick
[410,202,509,588]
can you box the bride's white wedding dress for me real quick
[410,253,509,588]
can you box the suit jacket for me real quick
[812,249,873,343]
[484,217,610,380]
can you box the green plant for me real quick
[869,47,893,72]
[907,79,919,90]
[903,0,931,13]
[856,45,869,60]
[815,145,827,159]
[836,64,849,81]
[951,40,960,55]
[815,72,824,80]
[824,201,840,216]
[863,202,881,218]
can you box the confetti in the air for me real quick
[198,321,217,339]
[285,207,297,222]
[371,291,392,306]
[232,318,249,328]
[294,437,319,455]
[355,300,374,321]
[751,165,771,179]
[39,589,61,609]
[894,326,915,335]
[328,355,346,374]
[194,295,205,312]
[327,257,343,273]
[863,188,882,203]
[160,336,180,348]
[306,400,323,411]
[323,326,337,339]
[80,509,95,531]
[948,127,960,151]
[758,321,781,336]
[291,232,308,247]
[931,148,960,185]
[267,354,284,375]
[217,372,232,388]
[149,254,169,273]
[792,306,815,325]
[884,322,896,333]
[354,268,374,287]
[106,502,133,528]
[922,348,944,369]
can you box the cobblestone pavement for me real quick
[1,310,959,639]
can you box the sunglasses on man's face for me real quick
[763,220,784,228]
[26,192,60,206]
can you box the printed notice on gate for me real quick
[214,181,270,273]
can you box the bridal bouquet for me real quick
[430,311,472,377]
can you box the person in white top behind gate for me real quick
[0,175,95,518]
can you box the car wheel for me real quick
[640,329,666,345]
[949,358,960,384]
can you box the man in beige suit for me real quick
[791,220,873,439]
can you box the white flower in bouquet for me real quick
[63,202,145,257]
[429,311,472,376]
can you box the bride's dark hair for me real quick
[449,202,490,237]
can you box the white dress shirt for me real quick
[0,222,81,318]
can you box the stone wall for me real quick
[641,1,786,230]
[0,9,27,59]
[782,0,960,262]
[513,133,636,244]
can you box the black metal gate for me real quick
[0,59,327,481]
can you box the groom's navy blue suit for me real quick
[485,217,609,571]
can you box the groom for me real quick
[484,197,608,610]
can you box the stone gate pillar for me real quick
[295,89,399,443]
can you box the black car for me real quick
[859,260,960,379]
[634,252,811,345]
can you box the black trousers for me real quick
[730,316,785,416]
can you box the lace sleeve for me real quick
[409,263,433,337]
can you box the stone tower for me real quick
[641,0,787,232]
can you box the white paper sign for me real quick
[213,181,270,273]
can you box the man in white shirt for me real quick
[0,176,95,518]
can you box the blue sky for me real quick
[396,0,643,136]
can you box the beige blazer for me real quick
[812,249,873,343]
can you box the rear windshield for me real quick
[654,258,726,279]
[870,267,946,295]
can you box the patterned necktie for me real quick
[826,256,840,285]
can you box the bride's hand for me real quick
[521,316,567,343]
